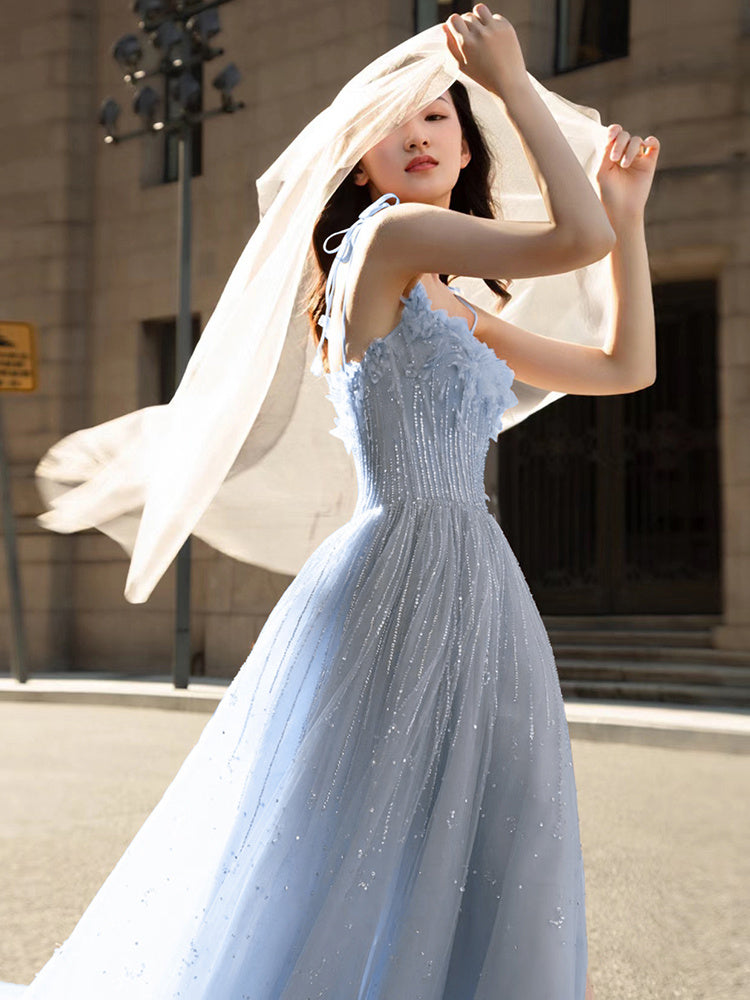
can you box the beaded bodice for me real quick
[314,192,518,516]
[324,279,518,514]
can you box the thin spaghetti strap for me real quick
[312,192,400,376]
[449,288,478,336]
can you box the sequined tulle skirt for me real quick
[6,500,587,1000]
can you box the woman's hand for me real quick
[597,125,660,228]
[442,5,530,98]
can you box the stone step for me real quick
[546,628,709,648]
[559,679,750,708]
[551,643,750,667]
[555,658,750,687]
[542,614,721,631]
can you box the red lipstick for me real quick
[405,155,438,172]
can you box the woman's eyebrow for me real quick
[424,96,451,111]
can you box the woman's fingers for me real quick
[472,3,494,24]
[609,126,630,162]
[444,13,469,63]
[445,9,482,52]
[606,127,660,168]
[606,124,661,167]
[444,8,527,92]
[446,12,469,37]
[620,135,644,168]
[448,8,486,32]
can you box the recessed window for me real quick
[555,0,629,74]
[414,0,463,32]
[140,314,201,407]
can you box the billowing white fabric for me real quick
[34,23,613,603]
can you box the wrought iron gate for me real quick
[495,280,722,614]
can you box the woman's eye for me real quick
[426,114,446,121]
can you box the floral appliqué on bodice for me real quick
[324,280,519,460]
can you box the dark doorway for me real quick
[495,279,722,614]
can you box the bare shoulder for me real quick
[330,216,416,367]
[327,208,515,370]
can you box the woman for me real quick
[3,6,658,998]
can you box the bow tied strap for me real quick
[311,192,401,375]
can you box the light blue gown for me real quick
[1,194,588,999]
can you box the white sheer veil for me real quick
[35,23,614,604]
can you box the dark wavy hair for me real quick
[306,80,512,372]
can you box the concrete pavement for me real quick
[2,672,749,752]
[0,693,748,998]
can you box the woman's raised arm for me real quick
[368,6,616,285]
[464,125,660,396]
[445,6,614,245]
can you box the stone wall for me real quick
[0,0,98,670]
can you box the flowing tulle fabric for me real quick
[2,276,587,998]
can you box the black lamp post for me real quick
[100,0,244,689]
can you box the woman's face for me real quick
[354,91,470,208]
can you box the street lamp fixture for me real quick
[212,63,241,112]
[133,85,162,128]
[152,20,182,53]
[99,98,121,143]
[112,33,143,72]
[132,0,171,29]
[187,9,221,43]
[101,3,243,144]
[172,70,202,112]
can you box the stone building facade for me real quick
[0,0,748,678]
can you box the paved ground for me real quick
[0,701,748,998]
[3,673,749,751]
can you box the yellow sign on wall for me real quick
[0,322,37,392]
